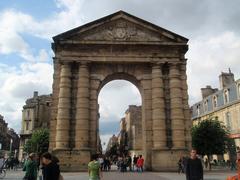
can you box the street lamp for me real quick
[10,139,13,157]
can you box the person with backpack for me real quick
[88,154,103,180]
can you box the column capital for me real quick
[59,61,72,66]
[151,62,165,68]
[169,62,181,68]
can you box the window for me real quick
[213,96,218,108]
[238,84,240,98]
[196,104,200,116]
[26,121,29,131]
[224,89,229,104]
[225,112,231,130]
[204,100,208,112]
[27,110,30,118]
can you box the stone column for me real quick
[141,78,153,170]
[169,63,185,149]
[152,64,167,149]
[180,61,192,149]
[89,77,101,152]
[75,62,90,149]
[55,63,72,149]
[49,58,60,150]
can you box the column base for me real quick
[151,148,188,171]
[52,149,91,172]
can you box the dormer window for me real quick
[196,104,200,116]
[27,110,30,118]
[26,121,29,131]
[213,95,218,108]
[238,84,240,99]
[224,89,229,104]
[204,100,208,112]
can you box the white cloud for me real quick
[0,0,85,63]
[187,31,240,105]
[0,62,53,132]
[98,80,141,123]
[0,0,240,144]
[100,134,113,151]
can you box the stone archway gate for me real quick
[49,11,191,171]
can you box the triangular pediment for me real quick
[53,11,188,44]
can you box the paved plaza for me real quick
[2,169,236,180]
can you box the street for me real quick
[2,169,236,180]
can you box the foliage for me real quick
[191,116,230,156]
[23,128,49,154]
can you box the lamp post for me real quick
[10,139,13,157]
[0,142,2,156]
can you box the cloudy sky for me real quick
[0,0,240,149]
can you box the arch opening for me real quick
[98,78,143,158]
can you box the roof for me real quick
[53,10,188,43]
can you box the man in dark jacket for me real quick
[41,152,60,180]
[186,149,203,180]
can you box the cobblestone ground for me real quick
[2,169,236,180]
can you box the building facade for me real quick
[19,91,52,160]
[0,115,9,151]
[0,115,19,157]
[50,11,191,171]
[105,134,118,153]
[191,70,240,159]
[125,105,142,153]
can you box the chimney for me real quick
[201,85,218,98]
[33,91,38,98]
[219,69,235,89]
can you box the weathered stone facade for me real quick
[125,105,142,151]
[50,11,191,171]
[106,134,118,153]
[0,115,8,151]
[19,91,52,160]
[0,115,19,157]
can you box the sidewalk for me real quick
[4,168,236,180]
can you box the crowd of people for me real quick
[3,148,240,180]
[22,152,62,180]
[0,156,20,170]
[116,154,144,172]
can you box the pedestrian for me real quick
[0,156,5,173]
[133,155,138,171]
[178,156,184,174]
[98,156,104,171]
[185,148,203,180]
[23,153,38,180]
[136,155,144,172]
[237,150,240,180]
[41,152,60,180]
[88,154,103,180]
[204,158,208,169]
[127,155,132,171]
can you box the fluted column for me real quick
[152,64,167,149]
[75,62,90,149]
[169,63,185,149]
[89,78,101,152]
[55,63,72,149]
[49,58,60,150]
[141,78,153,170]
[180,61,192,149]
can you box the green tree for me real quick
[191,117,230,169]
[23,128,49,154]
